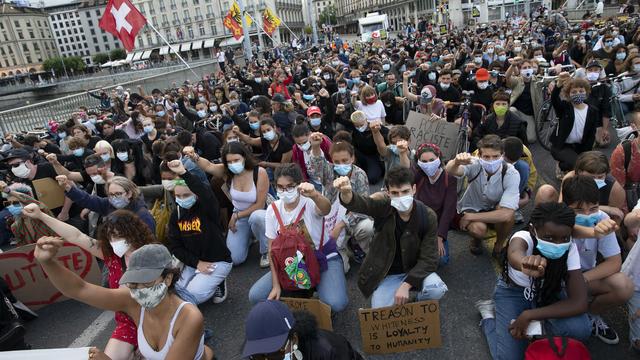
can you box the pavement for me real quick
[20,138,638,359]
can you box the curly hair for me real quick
[97,210,158,258]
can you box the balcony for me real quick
[173,19,181,25]
[194,15,203,21]
[181,1,188,7]
[159,6,166,11]
[183,16,192,23]
[170,4,177,9]
[162,21,169,26]
[205,13,214,19]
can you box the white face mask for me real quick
[162,179,176,191]
[477,81,489,90]
[298,141,311,152]
[586,72,600,81]
[91,174,105,184]
[11,163,30,179]
[277,189,299,204]
[390,194,414,213]
[116,152,129,162]
[110,238,130,258]
[129,282,168,309]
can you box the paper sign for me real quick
[358,300,441,354]
[0,243,101,310]
[0,347,91,359]
[280,297,333,331]
[31,177,65,209]
[406,111,460,161]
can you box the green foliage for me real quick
[110,48,127,60]
[319,5,337,26]
[43,56,86,74]
[92,53,110,65]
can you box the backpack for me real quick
[525,336,590,360]
[467,161,509,188]
[622,140,640,210]
[270,203,322,292]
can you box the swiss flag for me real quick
[98,0,147,52]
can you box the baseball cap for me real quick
[2,148,31,162]
[272,93,286,103]
[476,68,490,81]
[242,300,295,357]
[307,106,322,117]
[119,244,173,285]
[586,60,603,69]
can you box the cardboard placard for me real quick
[31,177,65,209]
[358,300,441,354]
[0,243,101,310]
[406,111,460,161]
[0,347,91,359]
[280,297,333,331]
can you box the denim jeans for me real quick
[226,210,267,265]
[248,256,349,312]
[370,273,448,309]
[513,160,530,194]
[175,261,233,304]
[481,278,592,360]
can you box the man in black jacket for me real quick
[176,129,221,162]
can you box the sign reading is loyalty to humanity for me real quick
[406,111,460,161]
[358,300,442,354]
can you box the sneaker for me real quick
[212,279,227,304]
[591,314,619,345]
[475,299,495,320]
[259,254,270,268]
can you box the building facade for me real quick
[312,0,332,21]
[77,0,122,63]
[0,4,58,77]
[46,1,92,65]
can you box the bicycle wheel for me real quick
[535,100,557,151]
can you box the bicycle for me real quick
[443,90,487,155]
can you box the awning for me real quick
[140,50,153,60]
[203,39,215,48]
[179,42,192,52]
[131,52,143,61]
[159,46,170,55]
[219,36,243,47]
[125,53,134,61]
[191,40,203,50]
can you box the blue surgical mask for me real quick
[388,144,399,155]
[334,164,352,176]
[228,161,245,174]
[116,152,129,162]
[58,132,67,139]
[109,196,129,209]
[479,157,503,174]
[338,87,347,94]
[617,52,627,61]
[352,78,361,84]
[254,77,262,83]
[498,55,507,62]
[197,110,208,118]
[536,237,571,259]
[7,204,23,216]
[176,195,197,209]
[156,111,166,117]
[356,124,368,133]
[575,213,600,227]
[143,125,154,134]
[303,94,315,101]
[310,117,322,127]
[594,178,606,189]
[249,122,260,130]
[100,153,111,162]
[263,130,276,141]
[73,148,85,157]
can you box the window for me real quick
[90,28,95,35]
[85,11,90,17]
[14,20,19,27]
[114,42,120,48]
[66,45,70,51]
[34,43,40,51]
[55,31,60,37]
[95,45,100,52]
[26,55,32,63]
[173,13,179,21]
[37,20,41,26]
[187,26,193,38]
[53,23,57,29]
[95,10,100,15]
[22,44,28,52]
[103,35,108,42]
[58,39,63,44]
[0,22,4,30]
[29,30,34,38]
[93,37,97,43]
[162,14,168,24]
[105,44,110,50]
[17,31,23,40]
[0,47,4,56]
[88,20,93,26]
[206,5,213,14]
[183,9,190,20]
[199,23,205,35]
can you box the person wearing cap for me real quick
[242,300,363,360]
[3,149,61,209]
[306,105,334,139]
[461,67,495,129]
[584,60,612,147]
[401,74,445,121]
[272,93,295,139]
[34,241,213,360]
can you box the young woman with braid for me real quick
[476,202,592,359]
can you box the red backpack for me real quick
[270,203,321,292]
[525,336,590,360]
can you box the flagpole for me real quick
[146,22,199,78]
[245,12,277,46]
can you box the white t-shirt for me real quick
[572,211,621,271]
[566,105,588,144]
[355,100,386,122]
[265,196,325,249]
[217,52,225,63]
[508,230,581,287]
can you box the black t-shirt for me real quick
[102,129,129,143]
[80,171,107,198]
[352,127,388,157]
[43,143,61,154]
[512,81,534,116]
[260,136,292,163]
[389,212,407,275]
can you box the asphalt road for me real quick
[20,139,637,359]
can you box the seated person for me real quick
[502,137,533,215]
[446,134,520,257]
[371,122,411,172]
[472,91,527,150]
[337,166,448,308]
[477,202,591,359]
[291,123,332,188]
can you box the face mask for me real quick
[478,81,489,90]
[535,55,544,61]
[109,196,129,209]
[579,39,586,45]
[418,158,441,177]
[228,161,245,175]
[334,164,352,176]
[615,52,626,62]
[520,69,534,78]
[514,46,522,52]
[110,239,130,258]
[390,194,414,212]
[176,195,197,209]
[7,204,23,216]
[249,122,260,130]
[498,55,507,62]
[58,132,67,139]
[277,189,299,204]
[634,64,640,73]
[575,213,600,227]
[197,110,208,118]
[494,104,508,116]
[310,117,322,127]
[382,64,391,71]
[605,41,614,48]
[91,174,105,184]
[474,56,482,63]
[338,87,347,94]
[570,93,587,105]
[130,282,168,309]
[594,178,606,189]
[11,163,30,179]
[479,157,503,174]
[388,145,399,155]
[298,141,311,152]
[536,238,571,259]
[356,124,368,133]
[143,125,154,134]
[586,72,600,82]
[352,78,361,84]
[303,94,315,101]
[365,96,377,105]
[210,105,218,112]
[263,130,276,141]
[116,152,129,162]
[162,179,176,191]
[408,70,416,78]
[198,96,206,103]
[254,77,262,83]
[486,48,495,54]
[156,111,166,117]
[100,153,111,162]
[439,82,450,90]
[332,60,340,66]
[73,148,85,157]
[428,72,437,81]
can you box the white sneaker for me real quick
[259,254,270,268]
[475,299,495,320]
[212,279,227,304]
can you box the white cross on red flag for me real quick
[98,0,147,52]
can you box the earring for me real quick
[292,344,303,360]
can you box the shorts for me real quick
[111,311,138,347]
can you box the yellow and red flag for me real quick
[262,7,281,36]
[223,1,253,40]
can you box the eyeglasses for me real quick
[3,201,20,207]
[275,184,298,192]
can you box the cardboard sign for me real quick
[0,243,101,310]
[358,300,441,354]
[31,177,65,209]
[406,111,460,161]
[439,24,447,35]
[280,297,333,331]
[0,347,91,359]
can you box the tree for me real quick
[110,48,127,60]
[318,5,337,26]
[304,26,312,35]
[43,56,86,75]
[92,53,110,65]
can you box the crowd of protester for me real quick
[3,5,640,360]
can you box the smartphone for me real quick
[526,320,542,336]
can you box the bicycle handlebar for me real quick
[443,101,487,113]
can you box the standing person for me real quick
[216,48,226,72]
[336,166,447,308]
